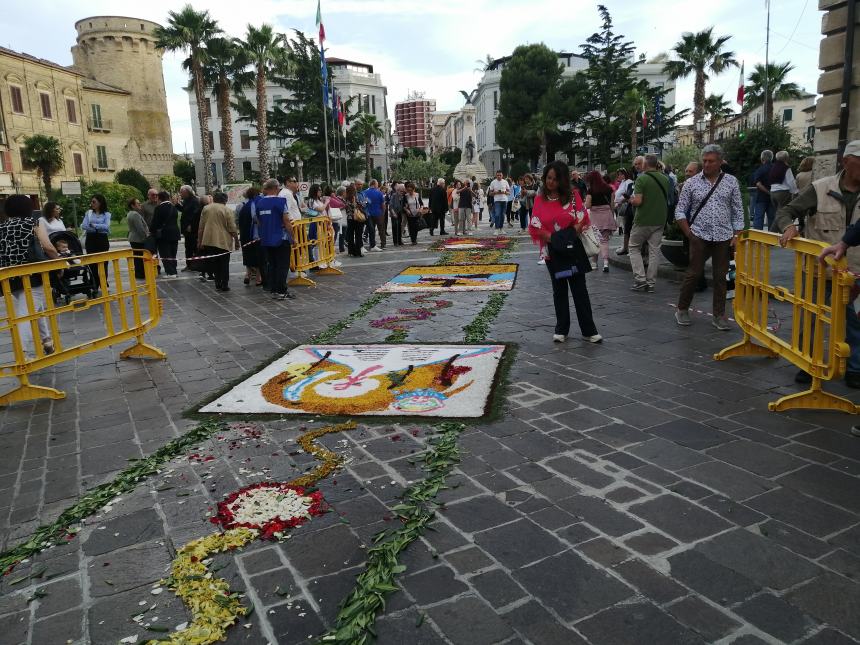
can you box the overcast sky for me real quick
[1,0,821,154]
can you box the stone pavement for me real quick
[0,226,859,644]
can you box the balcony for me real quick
[92,158,116,172]
[87,118,113,132]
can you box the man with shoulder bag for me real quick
[628,154,669,293]
[674,145,744,330]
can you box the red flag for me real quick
[315,0,325,44]
[337,97,345,127]
[736,61,745,107]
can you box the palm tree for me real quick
[351,113,384,182]
[663,28,738,146]
[238,24,286,182]
[201,37,245,183]
[619,88,645,157]
[155,5,221,193]
[704,93,733,143]
[528,112,558,169]
[474,54,495,73]
[21,135,63,195]
[744,61,804,124]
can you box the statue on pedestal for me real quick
[453,103,488,182]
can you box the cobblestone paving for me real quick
[1,229,859,644]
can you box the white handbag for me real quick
[328,207,343,223]
[578,223,601,257]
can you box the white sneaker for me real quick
[538,258,546,265]
[553,334,566,343]
[583,334,603,344]
[370,246,382,252]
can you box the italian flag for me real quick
[736,61,745,107]
[641,101,648,129]
[316,0,325,44]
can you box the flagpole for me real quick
[764,0,771,124]
[332,97,341,182]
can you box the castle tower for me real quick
[72,16,174,180]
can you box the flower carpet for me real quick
[429,236,515,251]
[200,344,506,417]
[375,264,518,293]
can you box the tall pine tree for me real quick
[580,5,641,166]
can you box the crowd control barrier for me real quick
[715,230,856,413]
[0,249,164,406]
[289,216,344,287]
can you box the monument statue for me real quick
[453,104,488,182]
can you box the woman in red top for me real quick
[529,160,602,344]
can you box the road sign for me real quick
[299,182,310,193]
[61,181,82,196]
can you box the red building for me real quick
[394,97,436,151]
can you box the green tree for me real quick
[439,148,461,168]
[350,113,384,182]
[704,93,733,143]
[527,112,559,168]
[115,168,150,196]
[155,5,221,193]
[662,144,701,174]
[173,158,196,185]
[394,152,448,188]
[744,61,804,124]
[618,88,645,158]
[238,24,288,182]
[663,27,738,146]
[280,141,314,181]
[496,43,562,163]
[722,120,811,186]
[159,175,183,194]
[21,134,64,195]
[580,6,642,166]
[200,37,245,183]
[249,32,329,182]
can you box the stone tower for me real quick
[71,16,174,180]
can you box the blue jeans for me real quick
[492,201,507,229]
[519,207,530,230]
[753,194,775,230]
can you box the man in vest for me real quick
[778,140,860,388]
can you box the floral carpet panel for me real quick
[200,343,506,416]
[375,264,518,293]
[429,236,515,251]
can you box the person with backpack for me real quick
[528,160,601,344]
[628,154,669,292]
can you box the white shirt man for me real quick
[488,172,511,232]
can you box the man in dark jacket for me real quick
[177,185,202,271]
[428,178,449,236]
[151,191,181,277]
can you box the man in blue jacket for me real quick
[363,179,386,250]
[254,179,296,300]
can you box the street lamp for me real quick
[587,137,597,172]
[501,150,510,175]
[695,120,707,148]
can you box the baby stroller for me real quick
[49,231,98,304]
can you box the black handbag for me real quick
[28,231,48,263]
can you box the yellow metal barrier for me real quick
[289,216,344,287]
[0,248,165,406]
[715,230,856,412]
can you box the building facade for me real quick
[813,0,859,177]
[187,57,390,186]
[472,53,677,173]
[0,15,173,208]
[394,95,435,152]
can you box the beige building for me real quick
[0,15,173,208]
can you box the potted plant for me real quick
[661,220,689,267]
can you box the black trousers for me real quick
[157,239,179,275]
[391,215,403,245]
[202,245,230,289]
[346,219,364,256]
[184,233,201,271]
[406,216,420,245]
[546,261,598,337]
[85,231,110,288]
[265,242,292,294]
[129,241,147,279]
